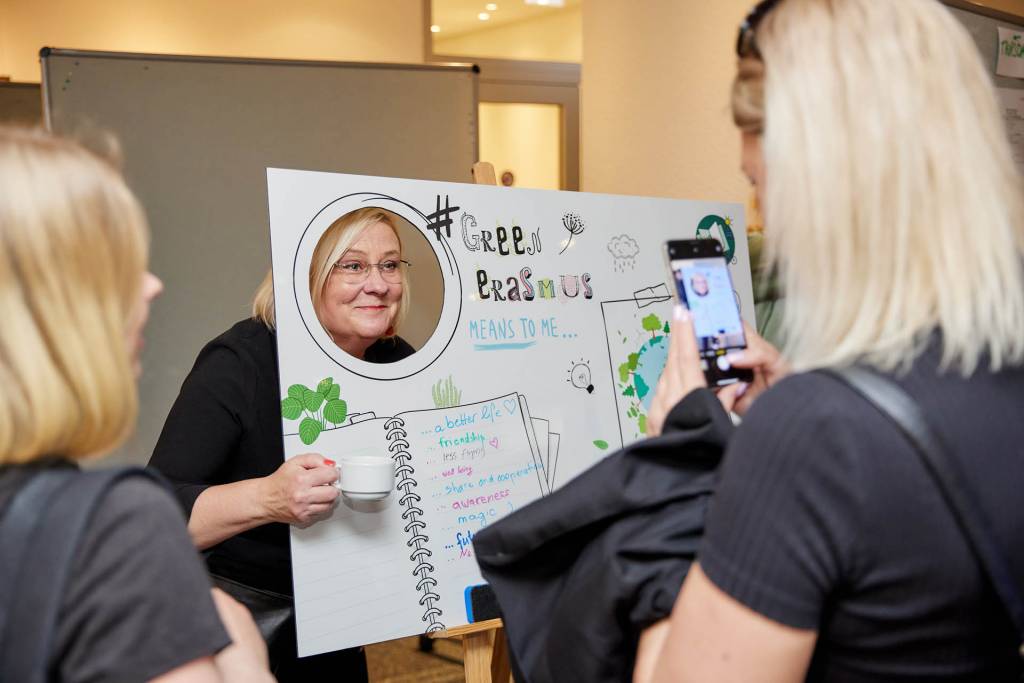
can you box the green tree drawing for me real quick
[642,313,662,341]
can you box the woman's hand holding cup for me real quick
[259,453,339,527]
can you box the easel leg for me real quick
[462,631,493,682]
[490,626,511,683]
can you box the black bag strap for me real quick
[0,466,164,683]
[825,366,1024,657]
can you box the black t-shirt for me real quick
[149,318,414,594]
[700,345,1024,681]
[0,461,230,682]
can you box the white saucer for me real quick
[341,490,391,501]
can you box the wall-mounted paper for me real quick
[997,26,1024,78]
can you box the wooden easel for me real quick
[429,617,511,683]
[425,161,513,683]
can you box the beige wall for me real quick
[581,0,751,205]
[0,0,425,82]
[0,2,8,80]
[480,102,562,190]
[434,6,581,62]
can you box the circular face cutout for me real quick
[293,194,461,380]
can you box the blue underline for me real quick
[473,341,537,351]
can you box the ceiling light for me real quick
[486,3,498,10]
[430,24,441,33]
[525,0,564,6]
[478,12,491,20]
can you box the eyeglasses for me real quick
[331,259,410,284]
[736,0,780,58]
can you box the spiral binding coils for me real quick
[384,417,445,633]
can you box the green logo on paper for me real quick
[696,214,737,264]
[1002,34,1024,57]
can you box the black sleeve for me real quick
[662,387,736,440]
[55,478,232,682]
[697,373,866,630]
[149,344,251,516]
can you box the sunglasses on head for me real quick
[736,0,781,57]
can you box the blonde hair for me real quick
[734,0,1024,374]
[0,127,148,464]
[252,269,276,328]
[253,208,410,336]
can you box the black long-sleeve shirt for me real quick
[149,318,413,594]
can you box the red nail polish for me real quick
[324,459,336,467]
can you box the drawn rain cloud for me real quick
[607,234,640,272]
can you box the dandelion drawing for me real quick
[559,212,585,254]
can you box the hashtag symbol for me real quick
[426,195,460,241]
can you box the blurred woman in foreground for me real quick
[0,126,272,681]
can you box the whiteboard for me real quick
[266,169,754,654]
[40,49,477,466]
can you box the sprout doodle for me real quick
[432,375,463,408]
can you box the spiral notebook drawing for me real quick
[286,392,551,656]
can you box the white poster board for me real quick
[267,169,753,656]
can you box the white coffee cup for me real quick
[334,456,395,501]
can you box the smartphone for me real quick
[665,239,753,387]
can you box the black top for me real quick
[700,343,1024,681]
[149,318,414,594]
[0,461,230,682]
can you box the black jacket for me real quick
[473,389,733,683]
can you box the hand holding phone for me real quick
[665,239,753,387]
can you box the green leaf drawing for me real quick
[324,399,348,425]
[627,353,639,371]
[281,397,303,420]
[593,439,609,450]
[622,385,635,397]
[298,417,323,445]
[618,362,630,383]
[642,313,662,336]
[302,388,325,413]
[638,414,647,434]
[281,376,351,445]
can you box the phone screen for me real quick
[668,242,751,386]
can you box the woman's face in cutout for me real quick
[318,221,404,358]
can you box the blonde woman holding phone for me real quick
[639,0,1024,681]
